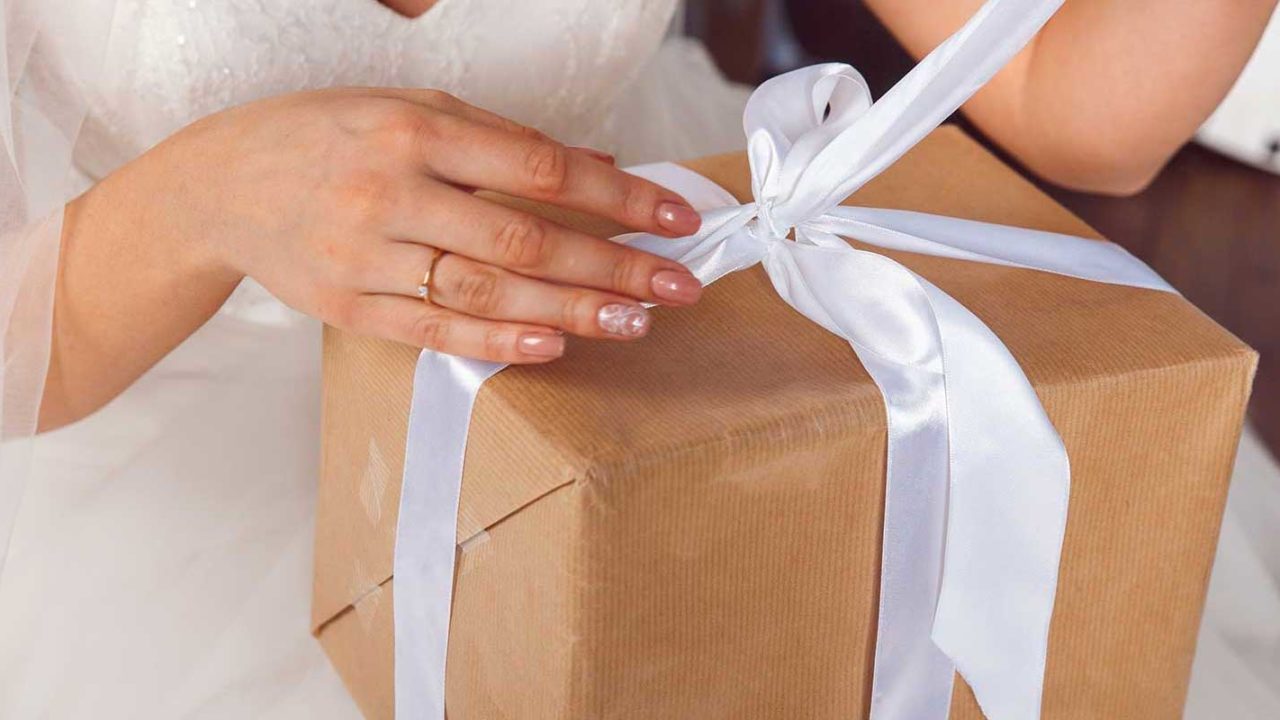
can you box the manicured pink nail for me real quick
[518,333,565,358]
[656,201,701,235]
[569,146,615,164]
[651,269,702,304]
[597,303,650,337]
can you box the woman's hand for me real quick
[43,89,706,429]
[129,88,704,364]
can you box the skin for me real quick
[42,90,704,429]
[379,0,439,17]
[38,0,1279,429]
[865,0,1280,195]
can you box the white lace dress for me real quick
[0,1,1273,718]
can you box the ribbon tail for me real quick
[772,233,1070,720]
[763,238,956,720]
[802,214,1080,720]
[920,278,1069,720]
[394,352,505,719]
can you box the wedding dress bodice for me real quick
[74,0,679,181]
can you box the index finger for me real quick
[412,111,703,238]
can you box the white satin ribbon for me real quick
[393,1,1176,718]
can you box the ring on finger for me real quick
[416,247,447,304]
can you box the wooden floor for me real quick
[691,1,1280,458]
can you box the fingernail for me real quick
[597,303,651,337]
[651,269,702,304]
[569,146,615,164]
[518,333,565,358]
[656,201,701,235]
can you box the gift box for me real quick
[310,124,1256,719]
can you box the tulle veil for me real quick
[0,0,117,583]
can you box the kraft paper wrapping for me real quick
[311,126,1256,719]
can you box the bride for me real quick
[0,0,1276,716]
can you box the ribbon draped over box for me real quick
[392,0,1176,718]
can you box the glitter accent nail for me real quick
[597,303,650,337]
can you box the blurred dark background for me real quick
[688,0,1280,459]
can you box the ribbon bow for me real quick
[394,1,1174,718]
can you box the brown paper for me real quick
[312,126,1257,719]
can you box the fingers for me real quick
[389,181,703,306]
[402,108,701,237]
[369,243,653,340]
[344,293,566,364]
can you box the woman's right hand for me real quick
[114,88,705,364]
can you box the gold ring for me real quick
[416,248,445,303]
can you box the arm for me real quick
[864,0,1278,195]
[41,164,242,429]
[39,90,704,430]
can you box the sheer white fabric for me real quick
[0,0,117,588]
[0,1,1273,717]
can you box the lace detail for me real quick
[74,0,679,181]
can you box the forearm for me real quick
[866,0,1278,194]
[39,160,241,431]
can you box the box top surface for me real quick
[312,126,1254,631]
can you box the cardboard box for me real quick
[311,126,1256,719]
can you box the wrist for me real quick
[64,164,247,328]
[93,151,245,288]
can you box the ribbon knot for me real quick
[749,199,797,244]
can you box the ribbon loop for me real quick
[745,63,873,231]
[744,0,1070,231]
